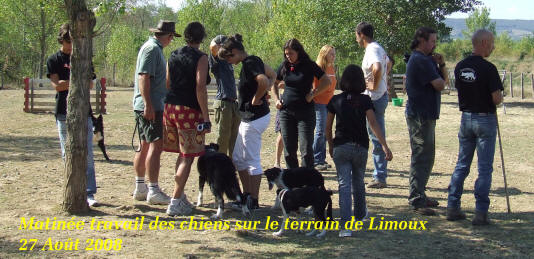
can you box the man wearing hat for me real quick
[132,20,180,205]
[209,35,240,157]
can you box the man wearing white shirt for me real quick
[355,22,389,188]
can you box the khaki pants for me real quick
[213,99,241,157]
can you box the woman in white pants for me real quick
[218,34,276,209]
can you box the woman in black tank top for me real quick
[165,22,211,216]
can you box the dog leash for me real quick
[279,189,288,204]
[131,120,141,152]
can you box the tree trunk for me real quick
[39,6,46,79]
[62,0,95,214]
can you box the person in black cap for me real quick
[209,35,240,157]
[447,29,503,225]
[132,20,180,206]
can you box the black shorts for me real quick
[134,110,163,142]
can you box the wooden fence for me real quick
[391,74,406,93]
[23,78,107,114]
[394,70,534,99]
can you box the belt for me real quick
[463,111,495,116]
[221,98,237,102]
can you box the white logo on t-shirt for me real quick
[459,68,476,83]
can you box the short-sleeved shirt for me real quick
[362,42,388,100]
[455,55,504,113]
[46,50,95,117]
[238,55,270,122]
[313,65,337,104]
[327,92,374,149]
[47,50,70,116]
[209,54,237,100]
[405,50,442,120]
[165,46,211,110]
[276,59,325,109]
[133,37,167,112]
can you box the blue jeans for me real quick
[448,112,497,212]
[333,143,368,225]
[313,103,327,165]
[366,93,388,182]
[56,114,97,196]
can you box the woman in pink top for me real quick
[313,45,337,170]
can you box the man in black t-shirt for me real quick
[447,29,503,226]
[46,23,98,207]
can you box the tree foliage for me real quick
[1,0,482,86]
[463,7,496,38]
[0,0,66,80]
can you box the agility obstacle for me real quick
[23,78,107,114]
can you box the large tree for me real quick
[61,0,125,213]
[63,0,96,213]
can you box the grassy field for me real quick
[1,87,533,258]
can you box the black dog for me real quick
[91,113,110,161]
[273,186,333,237]
[197,143,250,219]
[264,167,325,209]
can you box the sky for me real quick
[158,0,534,20]
[447,0,533,20]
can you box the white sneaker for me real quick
[147,189,171,205]
[362,206,369,221]
[181,194,195,209]
[87,195,98,207]
[304,206,314,216]
[133,188,148,201]
[339,229,352,237]
[167,198,193,216]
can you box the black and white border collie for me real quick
[91,113,110,161]
[196,143,250,219]
[273,186,333,238]
[264,167,326,208]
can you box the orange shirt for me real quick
[313,65,337,104]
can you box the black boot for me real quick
[472,210,490,225]
[446,207,466,221]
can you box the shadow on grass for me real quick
[218,204,534,258]
[4,199,530,258]
[0,134,58,162]
[501,101,534,109]
[106,144,135,151]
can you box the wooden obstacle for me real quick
[24,78,107,114]
[392,74,406,94]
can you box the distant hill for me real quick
[444,18,534,40]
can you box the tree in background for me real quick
[0,0,66,80]
[463,7,496,38]
[1,0,481,86]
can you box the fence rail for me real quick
[394,70,534,99]
[23,78,107,114]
